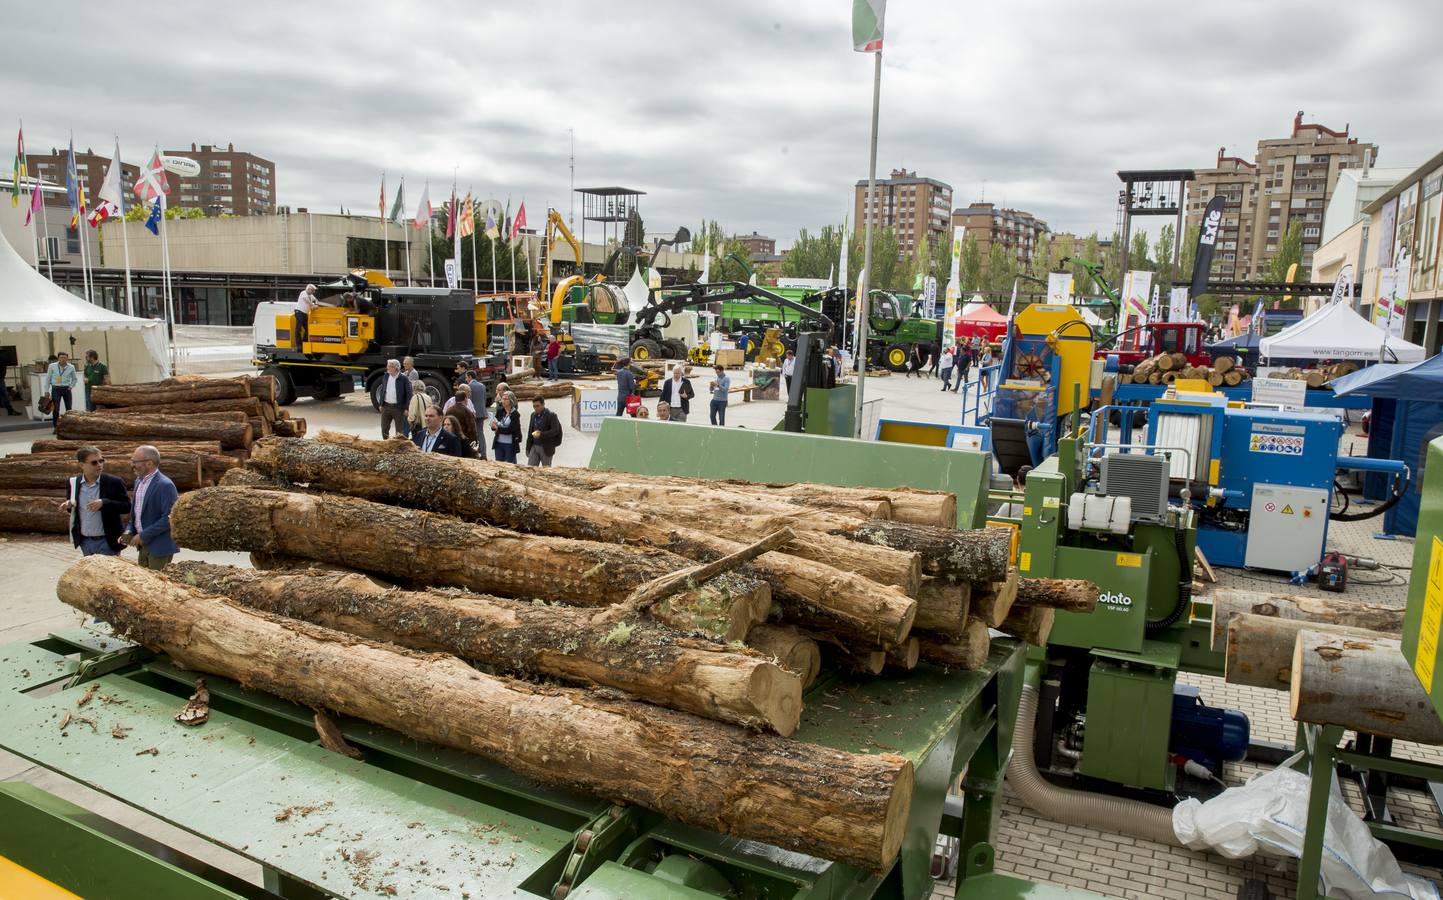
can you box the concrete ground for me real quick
[2,361,1440,898]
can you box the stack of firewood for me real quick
[0,376,303,535]
[53,432,1097,872]
[1262,361,1358,389]
[1120,352,1252,387]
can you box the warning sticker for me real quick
[1115,552,1142,568]
[1281,505,1294,515]
[1250,433,1305,455]
[1415,536,1442,694]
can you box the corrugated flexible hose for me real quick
[1006,684,1182,846]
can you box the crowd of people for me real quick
[903,334,996,392]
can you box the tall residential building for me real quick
[1186,113,1376,282]
[853,168,953,257]
[26,149,139,208]
[162,143,277,216]
[735,232,776,257]
[949,203,1049,267]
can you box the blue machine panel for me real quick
[1215,408,1343,496]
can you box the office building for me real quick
[162,143,277,216]
[854,169,953,257]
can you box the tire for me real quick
[316,380,343,400]
[661,339,688,360]
[884,345,910,373]
[263,366,297,406]
[420,375,450,408]
[630,338,662,361]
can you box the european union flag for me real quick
[144,198,162,235]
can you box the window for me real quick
[1303,226,1320,237]
[65,225,79,254]
[43,237,58,259]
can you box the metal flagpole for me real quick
[853,49,882,438]
[429,216,437,288]
[116,138,134,316]
[38,175,53,279]
[381,172,389,282]
[470,189,479,296]
[490,205,498,294]
[525,233,533,294]
[77,207,92,302]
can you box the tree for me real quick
[1264,220,1305,291]
[1029,232,1054,281]
[123,204,205,221]
[985,243,1016,294]
[1176,224,1200,290]
[1128,232,1152,271]
[1101,231,1122,290]
[781,226,844,281]
[714,237,755,283]
[927,234,952,289]
[959,234,982,292]
[1071,233,1102,294]
[864,227,905,292]
[1152,223,1176,287]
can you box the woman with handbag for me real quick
[490,393,523,463]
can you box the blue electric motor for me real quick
[1170,683,1249,774]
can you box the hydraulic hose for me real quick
[1007,684,1181,847]
[1145,525,1192,634]
[1331,473,1408,522]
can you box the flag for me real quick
[413,181,432,229]
[389,179,405,223]
[24,170,41,226]
[1329,263,1354,306]
[133,150,169,204]
[484,205,499,239]
[458,193,475,238]
[1246,299,1264,335]
[1188,195,1225,299]
[510,202,526,240]
[65,138,85,227]
[852,0,886,52]
[379,173,386,220]
[502,196,512,242]
[89,143,126,228]
[10,126,24,208]
[144,197,162,235]
[445,186,457,239]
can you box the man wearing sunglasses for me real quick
[59,447,130,557]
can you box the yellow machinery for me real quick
[989,303,1097,471]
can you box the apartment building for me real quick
[25,149,139,209]
[162,143,277,216]
[949,203,1049,267]
[853,169,953,257]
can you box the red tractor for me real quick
[1096,321,1211,367]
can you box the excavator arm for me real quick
[543,209,588,323]
[1060,257,1120,317]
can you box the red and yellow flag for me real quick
[458,193,475,238]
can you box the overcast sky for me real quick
[6,0,1439,249]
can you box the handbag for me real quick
[624,394,643,416]
[38,395,52,414]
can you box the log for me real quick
[1208,588,1404,653]
[57,412,253,451]
[917,618,991,670]
[1133,359,1156,379]
[89,397,270,422]
[745,625,821,689]
[591,483,878,527]
[1290,630,1443,745]
[999,605,1054,646]
[1224,613,1388,691]
[271,417,306,438]
[969,570,1019,627]
[1156,353,1177,372]
[1213,356,1234,374]
[31,439,224,456]
[0,493,69,532]
[913,578,971,640]
[92,379,251,408]
[1206,372,1224,387]
[58,556,912,871]
[170,487,769,643]
[247,438,915,646]
[1304,371,1327,389]
[842,522,1010,581]
[1222,370,1243,387]
[248,416,271,441]
[507,381,573,401]
[159,375,276,405]
[0,453,204,491]
[170,562,803,734]
[1016,578,1098,613]
[885,637,920,670]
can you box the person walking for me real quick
[123,445,178,570]
[61,446,129,557]
[781,350,796,396]
[378,359,413,440]
[939,345,955,392]
[658,366,694,423]
[401,356,420,383]
[295,284,317,346]
[462,371,488,412]
[953,342,969,392]
[708,364,731,426]
[526,397,562,467]
[412,405,465,456]
[0,353,18,416]
[45,351,78,430]
[614,358,637,417]
[919,340,937,378]
[82,350,110,412]
[546,334,562,382]
[490,393,523,462]
[978,342,994,393]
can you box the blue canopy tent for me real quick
[1332,355,1443,536]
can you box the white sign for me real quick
[159,155,201,177]
[1169,287,1189,322]
[444,258,459,289]
[573,387,617,432]
[1251,376,1307,409]
[923,276,938,316]
[1046,272,1072,305]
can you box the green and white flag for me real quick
[852,0,885,52]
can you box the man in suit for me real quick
[123,445,178,570]
[657,366,694,422]
[526,397,563,467]
[60,446,129,556]
[614,358,637,417]
[378,359,413,440]
[411,405,464,456]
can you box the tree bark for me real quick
[170,562,802,734]
[1016,578,1098,613]
[0,493,69,532]
[917,618,990,670]
[999,605,1055,646]
[1290,630,1443,745]
[886,637,920,670]
[89,397,272,422]
[171,486,768,643]
[591,483,876,526]
[745,625,821,689]
[271,417,306,438]
[248,416,271,441]
[160,375,277,404]
[1209,588,1404,653]
[57,412,253,451]
[31,439,225,455]
[1225,613,1391,691]
[842,522,1010,581]
[1,453,204,491]
[249,437,915,646]
[969,570,1019,627]
[58,556,912,872]
[92,379,252,408]
[913,578,971,640]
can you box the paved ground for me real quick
[2,362,1440,898]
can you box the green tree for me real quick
[927,234,952,288]
[123,203,205,221]
[1264,220,1305,292]
[1029,232,1054,280]
[781,226,844,280]
[428,222,528,288]
[959,233,983,292]
[1101,232,1122,290]
[1128,231,1152,270]
[863,227,905,292]
[1070,233,1102,294]
[714,236,755,282]
[1176,224,1200,290]
[1152,223,1176,286]
[985,243,1016,294]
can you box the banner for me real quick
[943,226,964,348]
[1329,264,1354,306]
[1188,196,1226,298]
[1046,272,1072,304]
[1169,287,1189,322]
[444,258,459,289]
[923,276,938,317]
[1123,270,1152,328]
[1376,257,1411,339]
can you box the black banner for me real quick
[1188,195,1226,299]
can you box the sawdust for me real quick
[135,746,159,756]
[275,800,333,822]
[111,724,130,739]
[76,684,99,707]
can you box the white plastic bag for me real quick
[1174,766,1439,900]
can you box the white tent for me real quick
[0,228,168,383]
[1259,302,1425,363]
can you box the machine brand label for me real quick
[1249,433,1304,455]
[1199,208,1221,247]
[1042,496,1060,509]
[1115,553,1142,568]
[1098,591,1134,610]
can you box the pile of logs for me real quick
[52,432,1100,871]
[0,376,305,535]
[1263,362,1358,389]
[494,371,574,401]
[1121,352,1251,387]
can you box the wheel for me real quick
[661,339,688,360]
[263,366,297,406]
[884,345,910,373]
[420,375,450,408]
[313,380,343,400]
[630,338,662,361]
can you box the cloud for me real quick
[3,0,1438,249]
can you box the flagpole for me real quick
[381,172,389,282]
[78,208,92,303]
[38,174,53,280]
[116,138,134,316]
[20,122,40,272]
[853,48,882,438]
[429,216,436,288]
[470,188,479,295]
